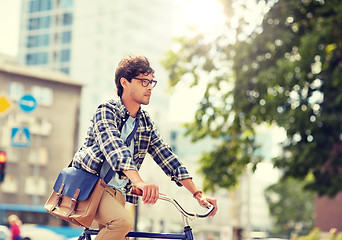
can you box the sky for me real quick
[0,0,21,57]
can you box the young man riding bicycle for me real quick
[72,55,218,240]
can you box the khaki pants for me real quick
[92,186,134,240]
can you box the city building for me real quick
[239,127,284,234]
[17,0,73,75]
[0,54,82,225]
[315,193,342,232]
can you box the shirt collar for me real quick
[116,99,142,119]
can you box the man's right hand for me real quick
[123,169,159,204]
[134,182,159,204]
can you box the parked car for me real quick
[21,224,66,240]
[0,225,9,240]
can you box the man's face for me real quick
[126,73,155,105]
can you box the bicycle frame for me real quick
[78,192,214,240]
[81,226,193,240]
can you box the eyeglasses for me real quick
[133,78,158,88]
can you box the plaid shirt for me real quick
[72,99,191,204]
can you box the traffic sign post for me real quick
[19,94,37,113]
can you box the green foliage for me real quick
[293,228,342,240]
[295,228,321,240]
[265,178,314,236]
[162,0,342,196]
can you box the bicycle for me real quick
[77,188,215,240]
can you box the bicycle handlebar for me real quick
[131,187,215,220]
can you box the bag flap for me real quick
[53,167,100,201]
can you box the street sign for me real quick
[0,94,12,117]
[11,127,30,148]
[19,94,37,113]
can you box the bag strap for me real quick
[67,116,140,183]
[51,183,65,211]
[103,169,114,183]
[67,188,81,216]
[100,117,140,183]
[125,117,139,147]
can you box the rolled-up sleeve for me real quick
[93,103,137,172]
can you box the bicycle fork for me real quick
[182,214,194,240]
[183,226,194,240]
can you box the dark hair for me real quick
[115,55,155,97]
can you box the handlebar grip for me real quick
[131,187,213,219]
[197,204,215,218]
[131,187,143,196]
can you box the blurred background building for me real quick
[0,53,82,227]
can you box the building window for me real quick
[28,18,38,30]
[29,0,52,13]
[26,54,32,64]
[28,147,48,165]
[60,68,70,74]
[171,145,177,154]
[29,0,39,12]
[171,131,178,141]
[8,82,24,101]
[61,31,72,44]
[62,13,73,26]
[61,0,74,9]
[27,34,49,48]
[0,174,18,193]
[26,52,49,65]
[31,118,52,136]
[28,16,51,30]
[27,36,35,48]
[0,127,11,148]
[40,16,51,28]
[60,49,70,62]
[25,176,47,196]
[6,147,20,163]
[32,86,53,106]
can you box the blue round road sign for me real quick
[19,94,37,113]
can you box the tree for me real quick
[264,178,314,237]
[162,0,342,196]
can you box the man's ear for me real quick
[120,78,128,88]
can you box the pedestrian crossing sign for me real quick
[11,127,30,148]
